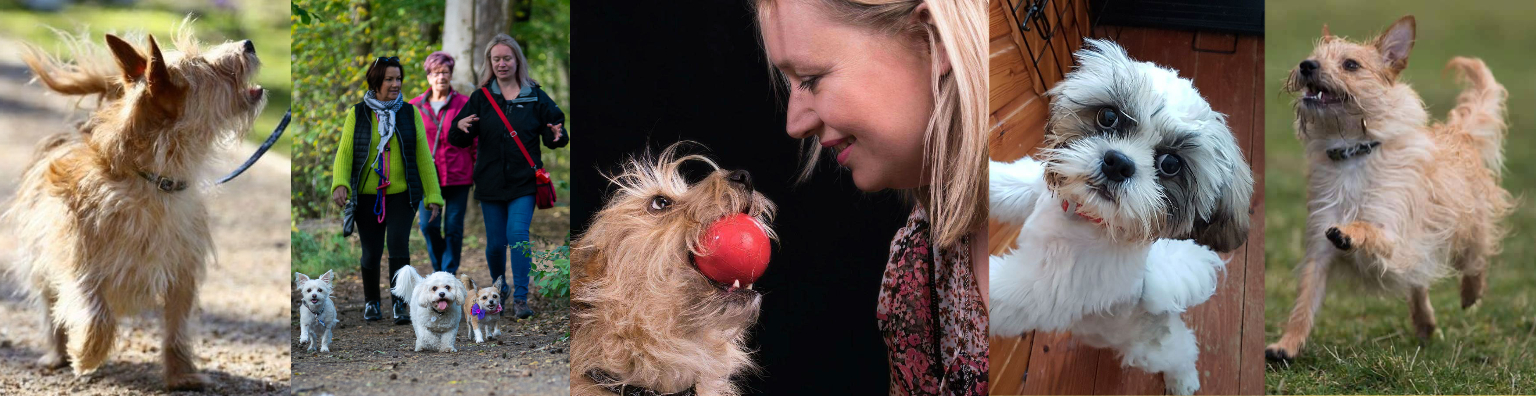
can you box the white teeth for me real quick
[746,283,754,290]
[732,279,741,288]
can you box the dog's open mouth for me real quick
[308,297,320,305]
[1301,83,1344,106]
[433,298,452,312]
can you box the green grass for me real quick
[0,1,291,155]
[1265,1,1536,394]
[292,228,358,278]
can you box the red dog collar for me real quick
[1061,200,1104,224]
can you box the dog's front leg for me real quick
[1326,222,1397,264]
[989,158,1046,225]
[37,291,70,370]
[441,329,457,352]
[473,324,485,343]
[1266,258,1330,361]
[58,281,117,377]
[320,326,333,353]
[163,275,208,391]
[1158,315,1201,395]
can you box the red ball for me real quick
[694,213,771,286]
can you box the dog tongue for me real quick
[436,300,448,311]
[695,213,771,286]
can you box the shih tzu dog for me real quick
[391,267,466,352]
[1265,16,1512,362]
[295,270,339,352]
[459,274,505,343]
[571,143,776,396]
[988,39,1253,395]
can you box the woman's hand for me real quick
[457,114,479,133]
[427,203,443,222]
[548,123,564,141]
[331,186,350,208]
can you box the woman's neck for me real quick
[430,88,451,102]
[496,78,520,94]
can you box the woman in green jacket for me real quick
[330,56,445,324]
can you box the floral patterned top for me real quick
[876,206,989,395]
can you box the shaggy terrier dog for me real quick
[296,270,339,353]
[570,144,776,396]
[1265,15,1513,362]
[988,39,1253,395]
[459,274,504,344]
[391,267,466,352]
[3,22,264,390]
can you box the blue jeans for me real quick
[482,194,535,303]
[418,185,471,274]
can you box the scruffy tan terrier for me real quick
[2,23,265,389]
[570,144,776,396]
[459,274,505,343]
[1265,15,1514,362]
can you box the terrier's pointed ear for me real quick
[1374,15,1416,76]
[104,34,147,82]
[1321,24,1332,39]
[294,272,311,288]
[144,35,178,96]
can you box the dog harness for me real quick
[586,369,696,396]
[1326,141,1381,161]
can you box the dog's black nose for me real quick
[243,40,255,54]
[727,170,753,192]
[1299,60,1319,77]
[1101,150,1136,182]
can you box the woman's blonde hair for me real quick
[755,0,987,248]
[480,33,536,88]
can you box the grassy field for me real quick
[1264,1,1536,394]
[0,0,291,155]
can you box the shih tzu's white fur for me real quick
[391,267,466,352]
[989,39,1253,395]
[295,270,339,352]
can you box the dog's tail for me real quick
[391,267,422,303]
[1444,57,1508,176]
[459,273,477,290]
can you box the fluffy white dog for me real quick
[391,267,466,352]
[988,39,1253,395]
[295,270,339,352]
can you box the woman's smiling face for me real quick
[378,66,402,101]
[759,0,936,191]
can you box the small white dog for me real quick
[988,39,1253,395]
[391,267,466,352]
[295,270,339,352]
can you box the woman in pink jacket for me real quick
[408,51,474,274]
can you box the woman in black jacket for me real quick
[451,33,567,318]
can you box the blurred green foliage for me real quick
[0,0,293,154]
[290,0,570,220]
[516,237,569,300]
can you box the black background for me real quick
[571,1,909,394]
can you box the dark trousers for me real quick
[418,184,471,274]
[357,193,416,302]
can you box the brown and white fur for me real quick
[1,22,265,390]
[571,144,776,396]
[1265,15,1514,362]
[459,274,504,343]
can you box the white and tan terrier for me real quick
[1266,15,1514,362]
[3,21,266,390]
[459,274,505,343]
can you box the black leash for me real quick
[217,109,291,184]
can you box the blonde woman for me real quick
[755,0,988,394]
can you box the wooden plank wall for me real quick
[986,1,1266,394]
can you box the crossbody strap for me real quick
[482,87,539,170]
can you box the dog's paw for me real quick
[1325,227,1352,250]
[37,352,69,370]
[320,346,330,353]
[1264,344,1296,363]
[1164,370,1199,395]
[166,372,210,391]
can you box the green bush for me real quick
[516,237,570,301]
[292,229,358,277]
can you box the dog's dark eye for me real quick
[1156,153,1183,177]
[431,286,437,291]
[1096,107,1119,129]
[649,195,672,212]
[1343,59,1360,71]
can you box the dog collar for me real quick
[587,369,696,396]
[138,171,189,192]
[1062,199,1104,224]
[1326,141,1381,161]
